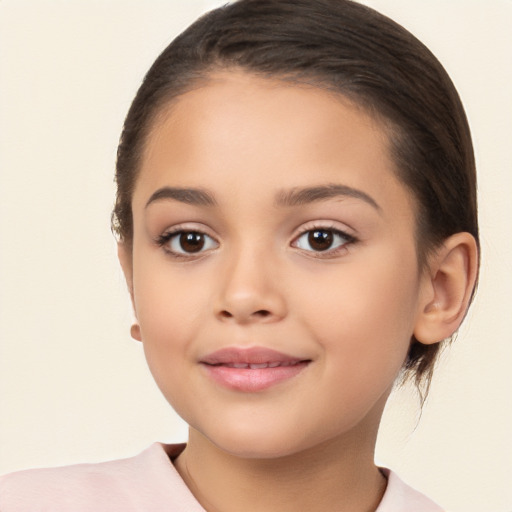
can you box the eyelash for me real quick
[155,224,357,259]
[291,224,357,258]
[155,227,219,259]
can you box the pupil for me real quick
[308,230,333,251]
[180,232,205,253]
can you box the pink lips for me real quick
[200,347,310,392]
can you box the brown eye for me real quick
[293,227,353,254]
[308,230,334,251]
[179,232,205,253]
[159,230,219,256]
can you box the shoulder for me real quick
[376,468,445,512]
[0,443,203,512]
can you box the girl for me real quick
[0,0,486,510]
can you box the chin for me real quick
[198,421,322,460]
[216,438,307,460]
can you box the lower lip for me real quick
[201,362,309,392]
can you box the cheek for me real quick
[133,246,206,326]
[133,278,202,415]
[131,255,207,378]
[297,252,420,377]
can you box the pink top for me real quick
[0,443,444,511]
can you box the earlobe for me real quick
[130,323,142,341]
[414,232,479,345]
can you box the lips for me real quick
[200,347,310,392]
[219,361,301,369]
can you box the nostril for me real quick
[253,310,271,318]
[218,309,272,320]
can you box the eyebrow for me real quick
[145,187,217,208]
[145,183,380,211]
[275,184,381,211]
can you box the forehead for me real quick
[135,71,414,217]
[149,71,389,157]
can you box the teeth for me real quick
[222,361,302,369]
[249,363,269,369]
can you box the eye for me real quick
[157,230,218,256]
[293,228,354,253]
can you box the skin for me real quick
[119,71,478,512]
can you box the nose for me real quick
[214,248,287,324]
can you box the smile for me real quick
[200,347,311,392]
[216,361,303,369]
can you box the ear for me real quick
[414,232,479,345]
[118,242,142,342]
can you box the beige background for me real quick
[0,1,511,511]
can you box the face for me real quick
[124,71,430,459]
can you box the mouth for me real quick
[211,361,305,369]
[200,347,311,392]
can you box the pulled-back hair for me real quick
[113,0,479,397]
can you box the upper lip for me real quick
[200,346,308,366]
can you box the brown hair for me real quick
[113,0,479,397]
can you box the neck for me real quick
[174,425,386,512]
